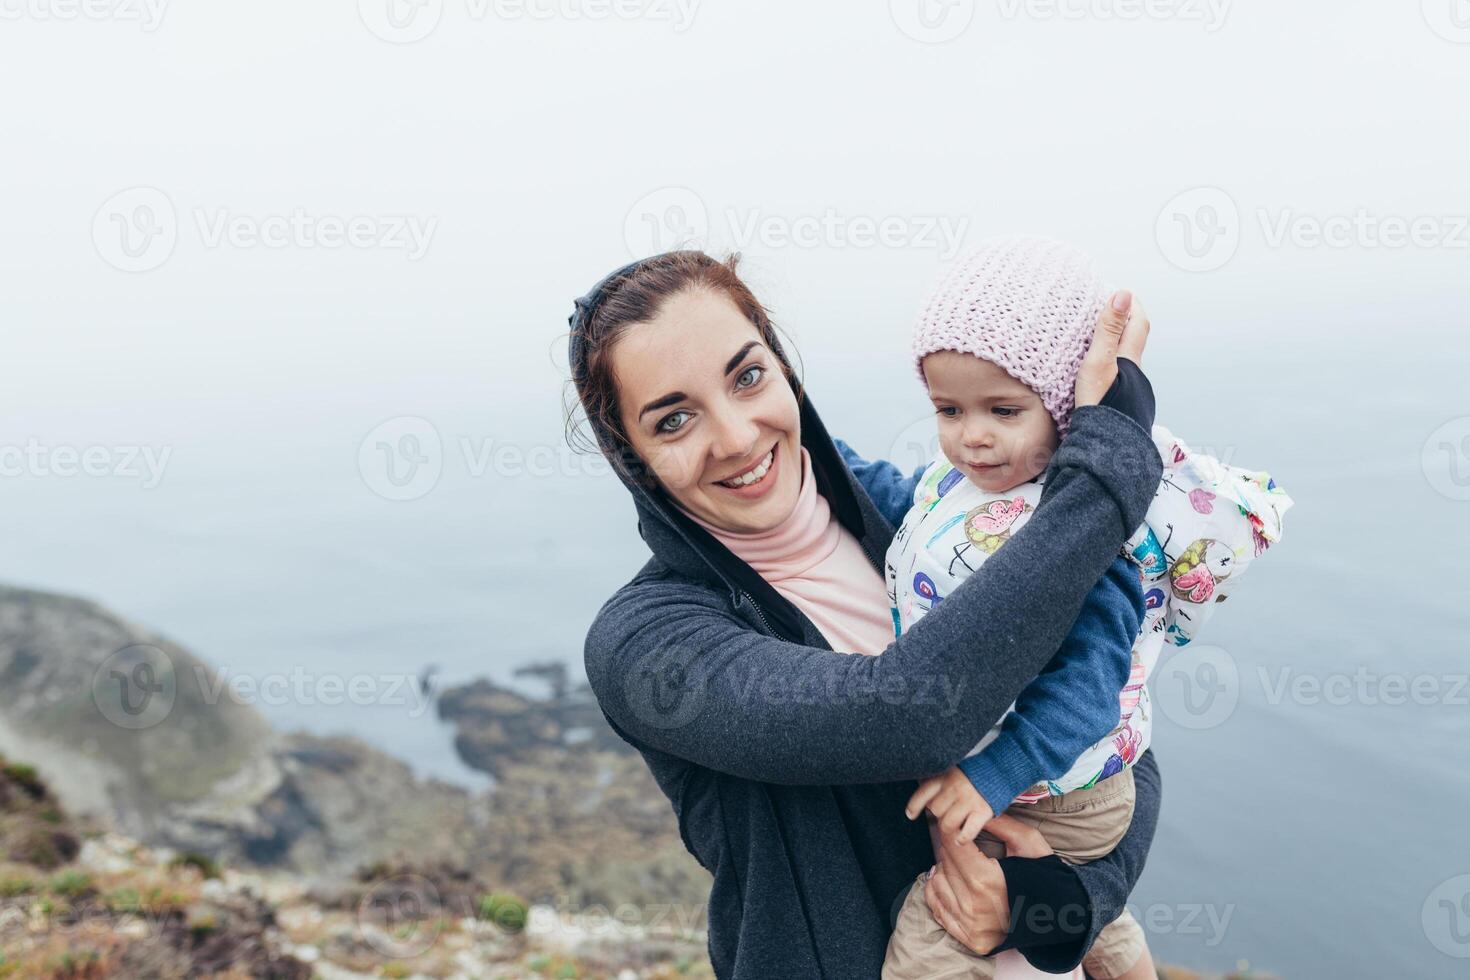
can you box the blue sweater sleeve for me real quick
[958,556,1144,812]
[834,439,926,527]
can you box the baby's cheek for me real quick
[1015,441,1056,482]
[936,428,963,470]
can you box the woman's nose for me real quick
[708,408,761,461]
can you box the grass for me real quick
[46,870,92,898]
[1,763,43,797]
[477,891,528,933]
[0,876,37,898]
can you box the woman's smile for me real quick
[715,442,780,496]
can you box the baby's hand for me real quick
[905,767,995,846]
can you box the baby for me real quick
[881,237,1293,979]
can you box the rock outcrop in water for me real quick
[434,662,628,780]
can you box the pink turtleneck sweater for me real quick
[687,448,896,656]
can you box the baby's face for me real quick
[922,351,1061,494]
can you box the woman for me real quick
[568,250,1162,979]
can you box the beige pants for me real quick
[883,769,1146,980]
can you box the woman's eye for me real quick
[657,410,692,434]
[736,365,764,389]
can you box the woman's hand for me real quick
[1074,290,1151,408]
[924,814,1057,954]
[923,830,1011,955]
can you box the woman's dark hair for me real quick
[564,251,802,484]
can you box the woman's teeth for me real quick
[721,450,774,488]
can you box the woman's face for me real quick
[609,288,802,534]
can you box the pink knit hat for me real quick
[912,236,1111,437]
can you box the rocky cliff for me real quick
[0,586,485,878]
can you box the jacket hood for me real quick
[567,257,889,641]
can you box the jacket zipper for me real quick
[738,591,775,636]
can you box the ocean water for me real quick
[4,320,1466,979]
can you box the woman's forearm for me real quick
[957,556,1143,813]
